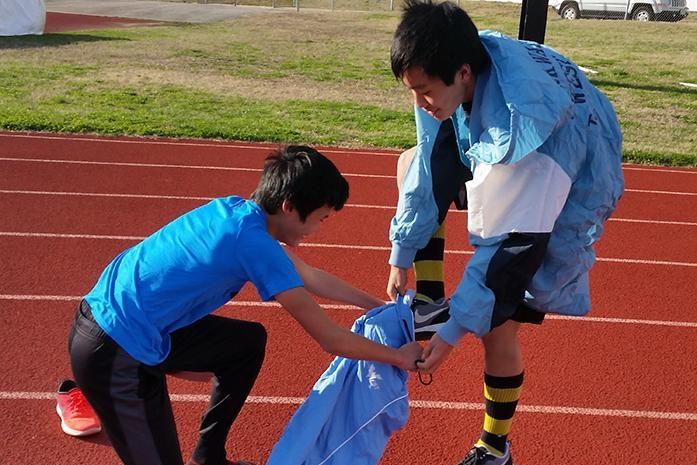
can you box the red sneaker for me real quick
[55,380,101,436]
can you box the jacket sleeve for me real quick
[388,106,456,269]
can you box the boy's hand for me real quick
[416,334,453,374]
[387,266,408,301]
[397,341,423,371]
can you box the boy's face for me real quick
[401,64,475,121]
[277,202,333,247]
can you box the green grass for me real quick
[0,2,695,165]
[0,78,412,145]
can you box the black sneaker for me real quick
[458,444,513,465]
[411,297,450,341]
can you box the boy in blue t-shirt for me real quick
[68,145,423,465]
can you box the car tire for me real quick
[560,2,580,20]
[631,6,653,21]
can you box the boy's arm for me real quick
[388,107,443,271]
[387,266,408,302]
[275,286,422,370]
[388,107,467,300]
[286,249,384,310]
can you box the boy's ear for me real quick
[456,63,473,83]
[281,199,294,214]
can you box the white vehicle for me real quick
[550,0,689,21]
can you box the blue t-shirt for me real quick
[84,196,303,365]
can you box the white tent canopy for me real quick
[0,0,46,36]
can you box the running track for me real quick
[0,131,695,465]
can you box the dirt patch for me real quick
[96,67,411,109]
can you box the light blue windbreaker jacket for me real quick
[266,294,415,465]
[389,31,625,342]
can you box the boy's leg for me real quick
[162,315,267,465]
[468,320,523,460]
[397,147,445,300]
[473,304,543,461]
[69,301,183,465]
[396,140,469,303]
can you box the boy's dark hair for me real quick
[390,0,489,85]
[252,145,349,222]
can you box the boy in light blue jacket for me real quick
[386,2,624,464]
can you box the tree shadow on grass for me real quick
[0,33,127,50]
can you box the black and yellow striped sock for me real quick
[476,372,524,457]
[413,223,446,302]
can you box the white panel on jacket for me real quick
[466,151,571,239]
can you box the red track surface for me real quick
[1,131,696,465]
[44,12,164,33]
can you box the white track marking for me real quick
[4,157,697,190]
[0,157,394,179]
[625,188,697,197]
[1,390,695,421]
[0,189,212,201]
[3,133,697,174]
[0,134,400,157]
[4,133,697,174]
[1,231,696,268]
[608,217,697,227]
[3,189,697,223]
[623,166,697,175]
[0,189,403,210]
[1,295,696,328]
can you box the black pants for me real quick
[68,300,267,465]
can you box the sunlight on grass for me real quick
[0,2,695,164]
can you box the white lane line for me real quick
[623,166,697,175]
[0,189,212,201]
[546,314,697,328]
[0,135,400,157]
[2,295,696,328]
[1,390,695,421]
[0,157,394,179]
[4,189,697,224]
[4,157,697,191]
[609,217,697,227]
[4,133,697,173]
[626,188,697,197]
[2,231,696,268]
[0,188,402,210]
[0,231,144,241]
[305,243,697,269]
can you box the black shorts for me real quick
[511,302,546,325]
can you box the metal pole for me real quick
[518,0,549,44]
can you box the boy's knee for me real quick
[396,146,417,189]
[481,321,520,351]
[248,322,268,361]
